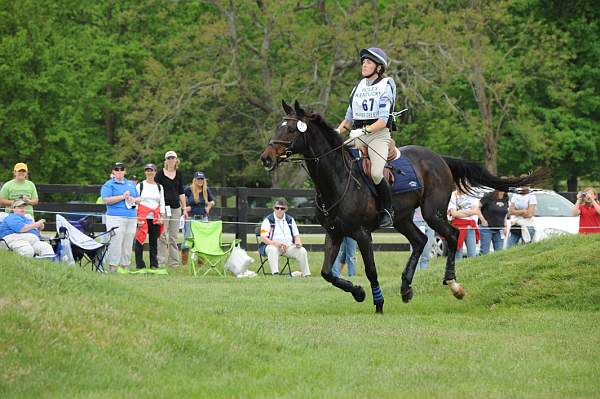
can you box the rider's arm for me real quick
[337,105,353,133]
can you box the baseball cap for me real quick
[144,163,157,171]
[13,162,28,172]
[164,151,178,159]
[11,199,27,208]
[194,171,205,179]
[112,162,126,170]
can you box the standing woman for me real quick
[479,190,509,255]
[100,162,141,272]
[134,163,166,269]
[507,182,537,247]
[155,151,187,267]
[447,187,487,260]
[336,47,397,227]
[181,171,215,264]
[571,187,600,234]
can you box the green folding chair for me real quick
[187,220,239,276]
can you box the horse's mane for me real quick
[306,112,343,148]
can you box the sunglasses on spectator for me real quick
[144,168,155,172]
[274,206,286,210]
[166,156,176,160]
[113,167,125,171]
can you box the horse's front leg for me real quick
[355,232,384,314]
[321,233,366,303]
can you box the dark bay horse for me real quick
[260,101,546,314]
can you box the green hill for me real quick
[1,234,599,398]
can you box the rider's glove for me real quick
[349,129,365,140]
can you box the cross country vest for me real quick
[350,77,396,130]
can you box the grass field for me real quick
[1,234,599,398]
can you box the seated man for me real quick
[0,199,54,257]
[259,198,311,276]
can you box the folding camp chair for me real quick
[254,226,291,275]
[187,220,239,276]
[56,214,117,272]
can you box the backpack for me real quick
[258,213,295,257]
[138,181,162,196]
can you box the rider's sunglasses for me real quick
[274,206,286,211]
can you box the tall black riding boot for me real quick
[374,180,394,228]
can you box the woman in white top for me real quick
[447,187,487,260]
[507,182,537,247]
[134,163,166,269]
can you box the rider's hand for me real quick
[349,129,365,140]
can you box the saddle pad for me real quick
[388,154,423,194]
[350,149,422,196]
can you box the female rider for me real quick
[336,47,397,227]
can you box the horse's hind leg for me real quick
[422,207,465,299]
[393,217,428,303]
[320,233,366,303]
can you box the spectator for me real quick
[155,151,187,267]
[479,190,509,255]
[0,199,54,257]
[572,187,600,234]
[100,162,141,272]
[507,181,537,247]
[259,198,310,276]
[413,207,435,270]
[181,171,215,264]
[332,237,357,278]
[448,187,487,260]
[0,162,39,217]
[134,164,166,269]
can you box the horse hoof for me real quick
[375,302,384,314]
[401,287,413,303]
[352,286,366,302]
[450,282,465,300]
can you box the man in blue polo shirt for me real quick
[100,162,141,272]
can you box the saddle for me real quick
[358,138,402,186]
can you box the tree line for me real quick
[1,0,598,191]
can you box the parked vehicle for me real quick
[429,190,578,257]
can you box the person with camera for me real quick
[571,187,600,234]
[0,199,54,257]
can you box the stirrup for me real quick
[379,209,394,228]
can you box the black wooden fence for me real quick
[15,184,580,252]
[32,184,410,252]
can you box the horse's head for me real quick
[260,100,312,171]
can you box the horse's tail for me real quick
[442,156,551,193]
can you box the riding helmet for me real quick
[360,47,388,68]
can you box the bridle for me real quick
[268,116,361,217]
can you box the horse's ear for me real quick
[294,100,305,118]
[282,100,293,115]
